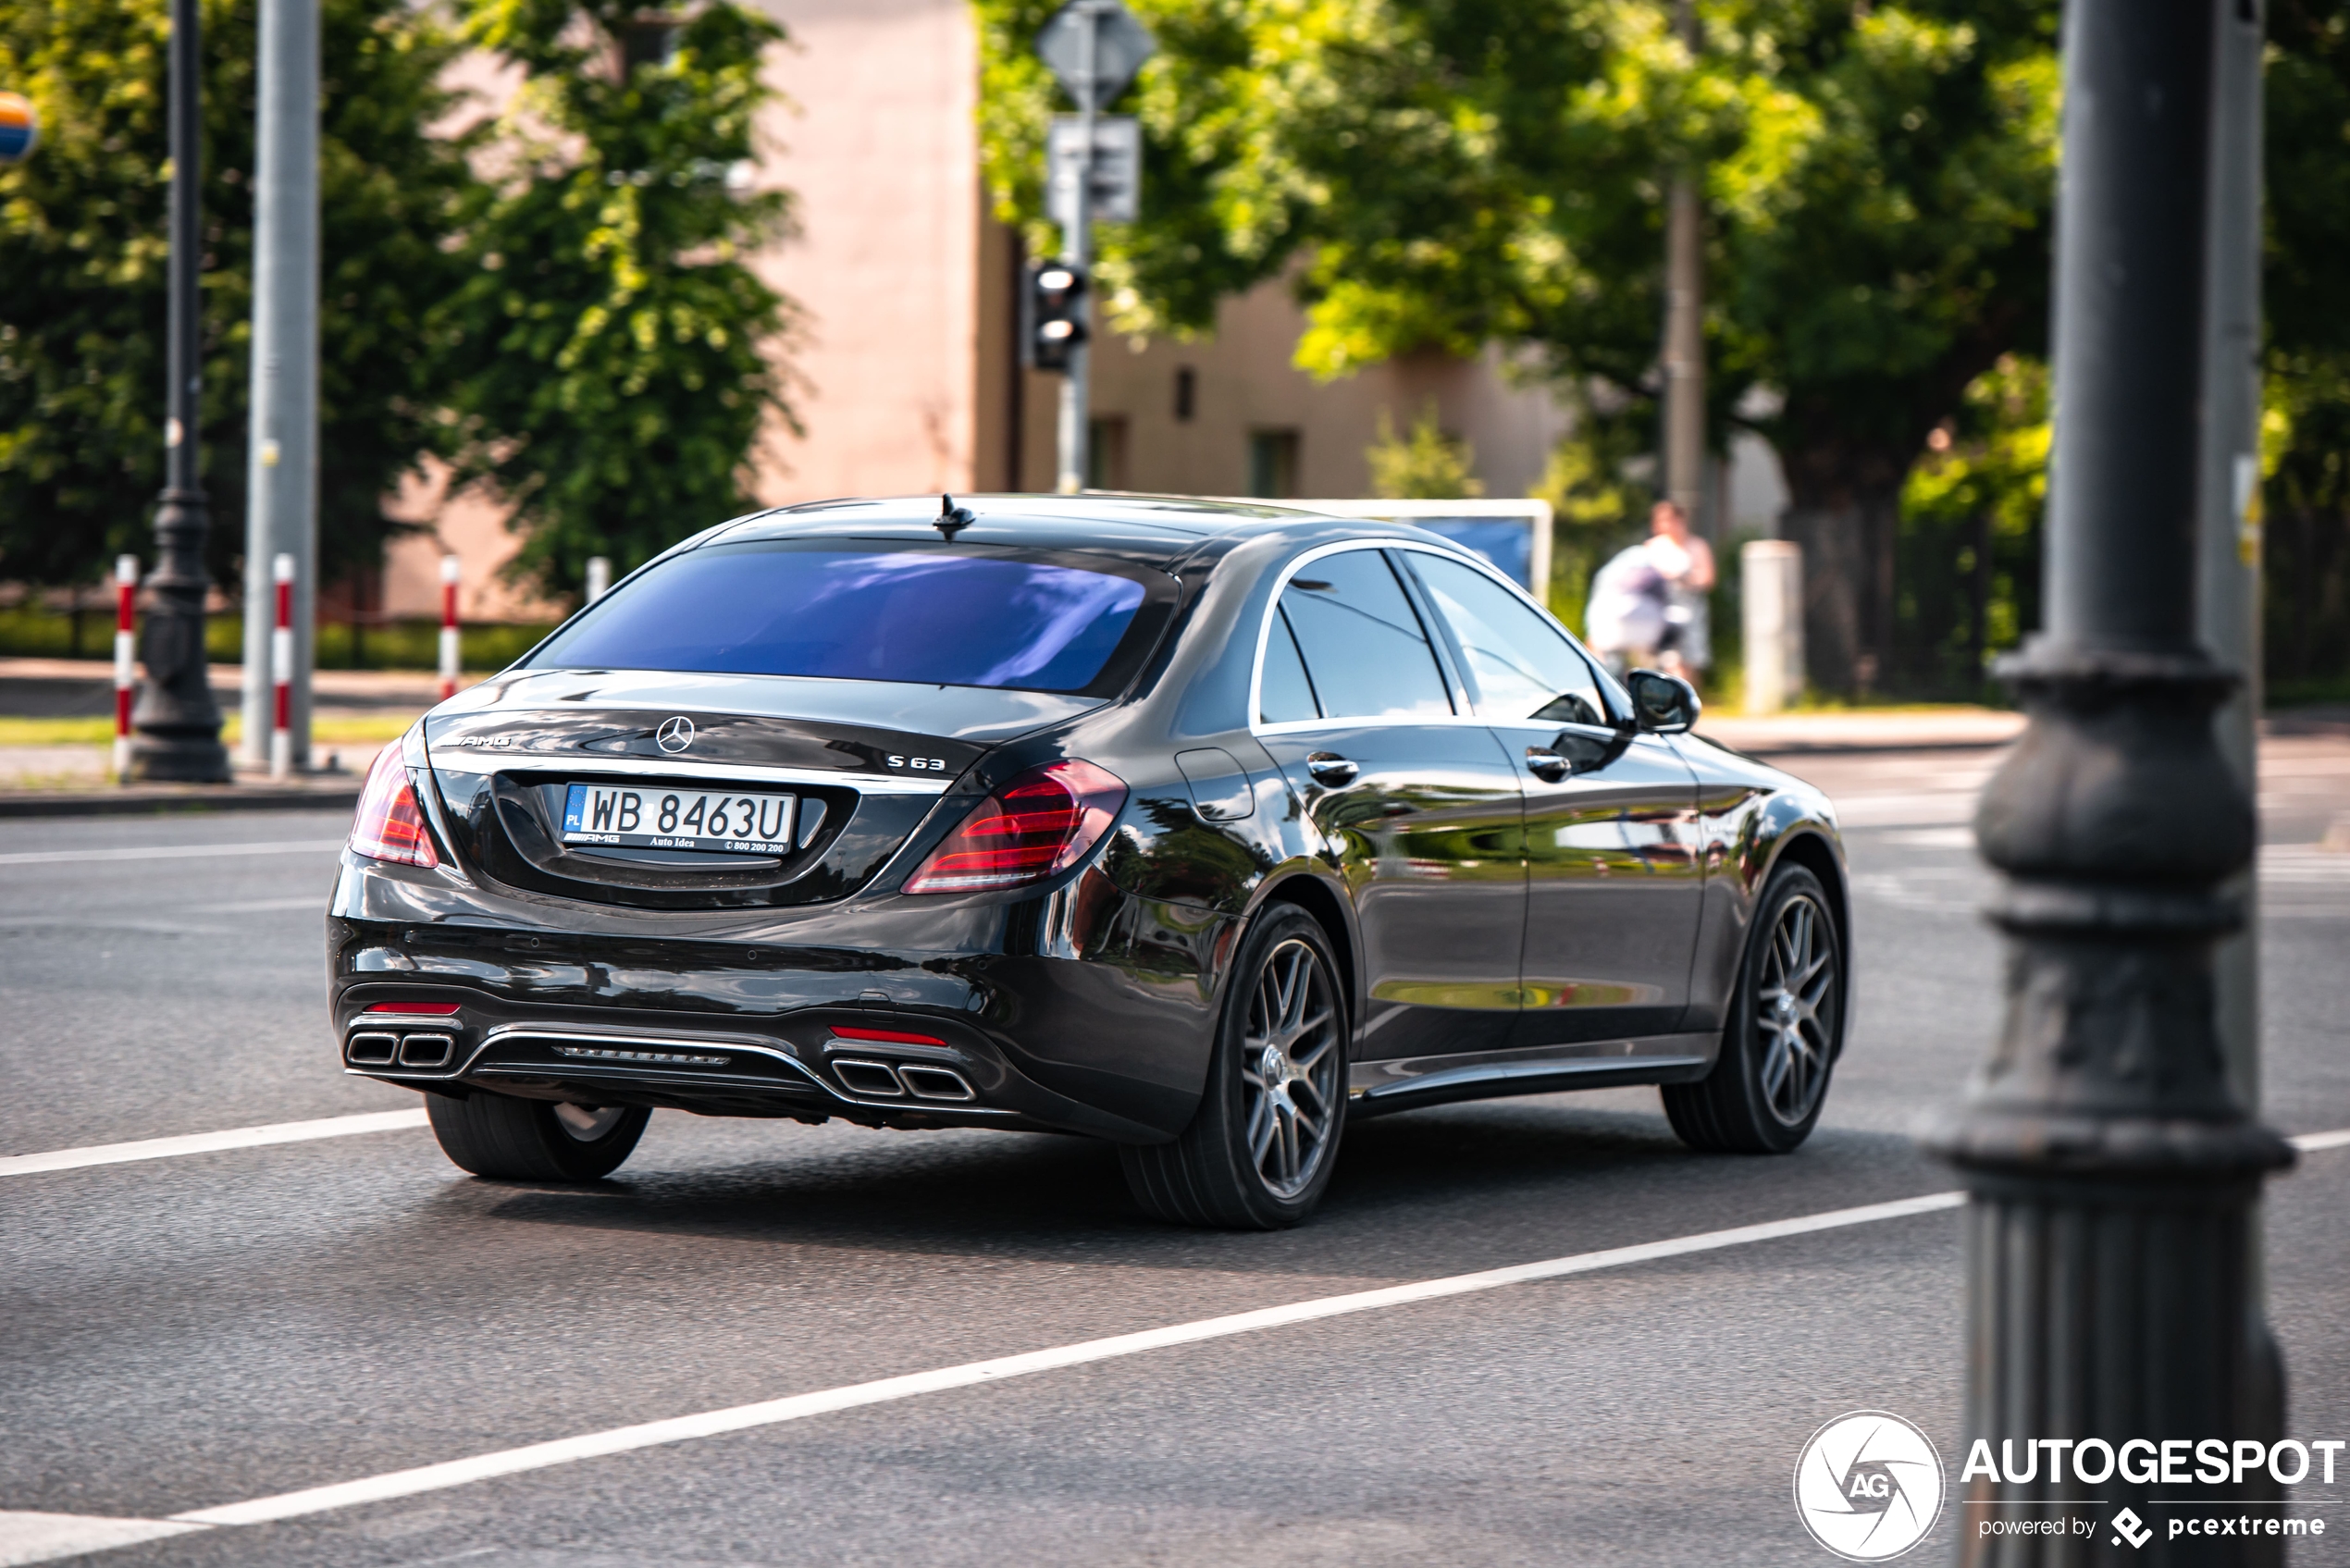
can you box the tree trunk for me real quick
[1778,442,1911,695]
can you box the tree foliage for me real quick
[0,0,472,590]
[432,0,800,595]
[2263,0,2350,693]
[1896,353,2047,692]
[1366,404,1482,500]
[974,0,2059,690]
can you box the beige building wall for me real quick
[745,0,983,503]
[1051,278,1569,500]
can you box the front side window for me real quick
[1274,549,1453,721]
[526,542,1154,694]
[1408,552,1607,726]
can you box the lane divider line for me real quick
[0,1511,204,1567]
[0,839,346,867]
[0,1109,429,1178]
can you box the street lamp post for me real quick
[1929,0,2294,1558]
[130,0,231,784]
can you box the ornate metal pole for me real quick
[130,0,231,783]
[1929,0,2294,1561]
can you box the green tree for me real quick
[433,0,800,596]
[2261,0,2350,693]
[1367,403,1483,500]
[975,0,2059,692]
[1897,352,2048,693]
[0,0,473,595]
[1528,389,1655,626]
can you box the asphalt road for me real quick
[5,740,2349,1567]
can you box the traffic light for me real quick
[1022,261,1088,373]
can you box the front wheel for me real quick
[426,1091,650,1181]
[1119,906,1348,1228]
[1664,863,1842,1154]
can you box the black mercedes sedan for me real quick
[331,494,1848,1228]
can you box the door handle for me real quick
[1524,748,1569,784]
[1305,752,1358,786]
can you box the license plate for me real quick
[562,784,796,855]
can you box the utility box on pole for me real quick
[1740,540,1802,714]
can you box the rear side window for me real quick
[526,542,1156,694]
[1409,553,1608,725]
[1258,607,1319,724]
[1275,549,1453,721]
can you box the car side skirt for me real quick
[1347,1031,1719,1119]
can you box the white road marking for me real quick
[0,1109,428,1177]
[3,1129,2340,1555]
[0,838,346,867]
[187,895,328,914]
[169,1189,1973,1526]
[0,1512,203,1566]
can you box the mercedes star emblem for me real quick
[655,716,696,753]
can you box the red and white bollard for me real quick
[438,554,461,701]
[113,554,138,783]
[270,552,295,780]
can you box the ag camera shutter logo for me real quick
[1794,1411,1946,1561]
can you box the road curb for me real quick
[0,784,359,819]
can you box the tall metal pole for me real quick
[1054,3,1097,495]
[131,0,231,783]
[1930,1,2293,1559]
[2200,0,2265,1115]
[241,0,320,772]
[1660,0,1704,529]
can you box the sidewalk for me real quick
[1695,707,2026,757]
[0,657,461,718]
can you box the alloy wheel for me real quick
[1755,893,1837,1128]
[1239,937,1341,1198]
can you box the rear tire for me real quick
[1664,863,1842,1154]
[1119,906,1348,1229]
[426,1091,649,1181]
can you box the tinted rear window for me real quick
[526,542,1155,693]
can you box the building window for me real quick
[1248,429,1299,499]
[1088,416,1129,490]
[1174,366,1196,423]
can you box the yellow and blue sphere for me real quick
[0,93,39,165]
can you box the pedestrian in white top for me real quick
[1642,499,1714,681]
[1585,499,1715,681]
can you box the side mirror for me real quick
[1626,669,1701,735]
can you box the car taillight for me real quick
[903,759,1126,895]
[349,741,439,868]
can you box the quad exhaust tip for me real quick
[346,1031,457,1069]
[897,1064,977,1102]
[347,1031,399,1067]
[395,1033,455,1068]
[830,1057,976,1103]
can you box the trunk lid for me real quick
[424,671,1096,910]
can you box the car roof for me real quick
[703,492,1426,569]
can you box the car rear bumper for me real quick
[328,855,1232,1142]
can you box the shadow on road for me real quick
[436,1096,1948,1286]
